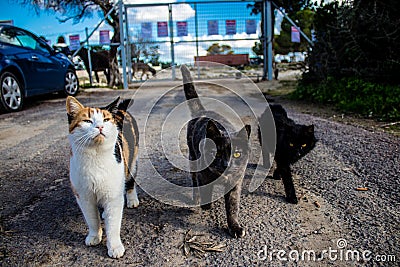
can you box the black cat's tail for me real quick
[181,65,205,114]
[270,104,287,118]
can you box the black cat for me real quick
[181,65,251,238]
[258,104,316,204]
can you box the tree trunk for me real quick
[107,15,121,87]
[108,26,121,87]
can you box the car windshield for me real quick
[0,27,50,54]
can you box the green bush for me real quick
[292,77,400,121]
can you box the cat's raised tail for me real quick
[181,65,204,114]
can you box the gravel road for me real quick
[0,78,398,267]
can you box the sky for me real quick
[0,0,113,44]
[0,0,281,63]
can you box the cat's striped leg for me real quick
[126,182,139,208]
[199,183,213,210]
[191,172,201,206]
[224,182,245,238]
[125,156,139,208]
[125,170,139,208]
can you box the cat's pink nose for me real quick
[96,126,104,132]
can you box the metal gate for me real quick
[118,0,274,88]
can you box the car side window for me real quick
[17,30,50,54]
[16,33,37,50]
[0,28,50,54]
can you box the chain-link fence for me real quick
[122,0,265,81]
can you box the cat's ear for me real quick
[66,96,84,116]
[104,97,120,113]
[117,99,133,112]
[239,124,251,139]
[306,125,314,134]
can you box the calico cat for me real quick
[66,96,139,258]
[258,104,316,204]
[181,65,251,238]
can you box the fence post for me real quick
[124,4,132,83]
[262,0,273,81]
[119,0,128,89]
[169,4,176,80]
[85,27,93,86]
[194,3,201,79]
[266,0,273,81]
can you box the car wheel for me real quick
[0,71,24,112]
[64,70,79,96]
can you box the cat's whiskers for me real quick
[74,132,93,153]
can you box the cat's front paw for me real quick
[272,170,281,180]
[85,233,102,246]
[286,195,298,204]
[107,243,125,258]
[229,225,246,238]
[126,198,139,208]
[201,203,212,210]
[126,188,140,208]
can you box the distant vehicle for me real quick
[195,54,250,67]
[250,56,262,65]
[0,24,79,112]
[274,54,291,63]
[72,55,86,71]
[275,52,307,63]
[53,42,71,57]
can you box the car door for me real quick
[33,37,66,92]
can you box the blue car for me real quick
[0,24,79,112]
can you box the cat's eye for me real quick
[289,143,294,147]
[233,151,241,158]
[104,118,111,122]
[301,144,307,148]
[83,119,92,124]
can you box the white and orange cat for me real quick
[66,96,139,258]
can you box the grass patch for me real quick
[262,80,297,97]
[292,77,400,121]
[80,84,106,89]
[266,87,296,97]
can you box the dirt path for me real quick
[0,78,398,266]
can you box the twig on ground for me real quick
[179,229,226,258]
